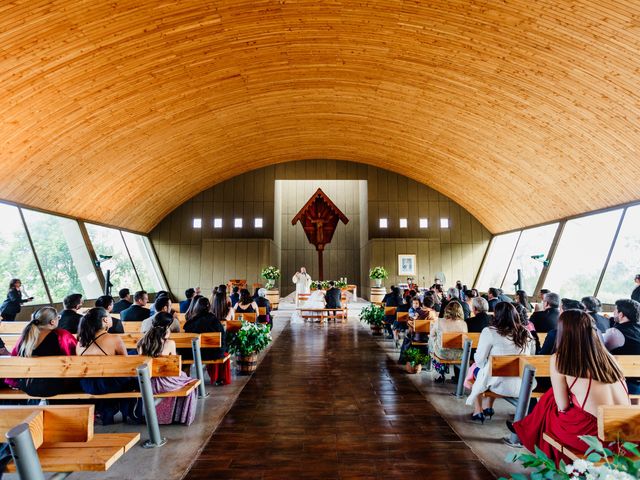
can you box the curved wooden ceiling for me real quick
[1,1,640,233]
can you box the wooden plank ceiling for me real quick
[1,1,639,234]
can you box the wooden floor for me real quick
[185,319,495,479]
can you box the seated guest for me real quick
[184,297,231,385]
[440,288,470,320]
[534,288,550,311]
[58,293,84,334]
[512,310,630,466]
[429,302,468,383]
[137,312,197,424]
[487,288,500,312]
[77,308,139,424]
[120,290,150,322]
[497,288,513,303]
[234,289,258,319]
[515,290,532,312]
[463,289,477,315]
[529,292,560,333]
[398,296,437,364]
[466,302,535,422]
[538,298,585,355]
[324,281,342,309]
[212,291,234,321]
[142,296,181,333]
[604,299,640,394]
[632,274,640,302]
[180,288,195,313]
[381,285,395,304]
[112,288,132,314]
[185,294,203,322]
[95,295,124,334]
[149,291,169,315]
[384,287,406,339]
[7,306,78,396]
[229,287,240,308]
[466,297,491,332]
[255,288,272,327]
[581,296,610,333]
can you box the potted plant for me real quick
[359,304,385,335]
[261,266,281,309]
[310,280,322,291]
[369,266,388,288]
[335,280,347,289]
[404,348,430,374]
[228,321,272,375]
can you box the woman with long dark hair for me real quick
[512,310,629,465]
[212,291,233,321]
[234,289,258,318]
[184,297,231,385]
[466,302,535,423]
[515,290,533,313]
[137,312,197,424]
[76,307,138,424]
[184,294,203,322]
[0,278,33,321]
[6,306,78,396]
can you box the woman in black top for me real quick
[184,296,231,385]
[0,278,33,321]
[234,289,258,317]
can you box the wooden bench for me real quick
[0,405,139,476]
[223,320,243,334]
[410,319,432,347]
[122,319,187,333]
[0,355,200,448]
[298,307,348,323]
[235,312,257,323]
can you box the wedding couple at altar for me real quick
[291,267,343,311]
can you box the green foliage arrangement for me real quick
[228,321,272,357]
[369,266,388,280]
[405,348,430,367]
[359,304,385,327]
[260,266,281,289]
[335,280,347,288]
[501,436,640,480]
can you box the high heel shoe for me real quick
[506,420,516,434]
[482,408,495,420]
[470,413,485,424]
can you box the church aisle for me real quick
[185,319,495,480]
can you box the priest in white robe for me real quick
[292,267,312,305]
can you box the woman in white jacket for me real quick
[466,302,536,423]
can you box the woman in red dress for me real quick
[510,309,629,466]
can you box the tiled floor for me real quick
[186,319,495,479]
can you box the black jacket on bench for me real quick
[183,312,227,360]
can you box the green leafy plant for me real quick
[369,266,389,280]
[359,304,384,327]
[405,347,430,367]
[335,280,347,288]
[228,321,272,356]
[501,436,640,480]
[261,266,281,289]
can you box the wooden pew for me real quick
[223,320,243,334]
[122,319,187,333]
[0,355,200,448]
[236,312,257,323]
[298,307,348,323]
[0,405,140,475]
[410,319,432,347]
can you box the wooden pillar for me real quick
[317,250,324,280]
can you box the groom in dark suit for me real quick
[324,281,342,310]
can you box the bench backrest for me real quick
[258,307,267,316]
[414,319,431,334]
[236,312,256,323]
[396,312,409,322]
[491,355,640,378]
[384,307,397,316]
[0,405,93,444]
[597,405,640,441]
[224,320,243,333]
[0,355,180,378]
[122,319,187,333]
[440,332,548,349]
[0,322,29,334]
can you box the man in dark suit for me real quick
[582,296,610,333]
[95,295,124,334]
[112,288,132,314]
[529,292,560,333]
[487,288,500,312]
[440,288,470,319]
[58,293,84,334]
[466,297,491,332]
[180,288,195,313]
[120,290,151,322]
[324,281,342,309]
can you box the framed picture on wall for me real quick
[398,254,416,275]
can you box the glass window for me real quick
[0,204,49,303]
[122,232,165,293]
[399,218,407,228]
[85,224,141,292]
[213,218,222,228]
[254,218,263,228]
[597,205,640,303]
[379,218,388,228]
[22,210,103,301]
[193,218,202,228]
[475,231,521,292]
[419,218,428,228]
[234,218,243,228]
[544,209,622,299]
[440,218,449,228]
[501,223,558,294]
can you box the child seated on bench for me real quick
[77,308,141,425]
[137,313,197,425]
[511,310,630,466]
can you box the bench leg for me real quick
[455,339,472,398]
[6,423,47,480]
[506,364,536,447]
[191,337,209,399]
[137,364,167,448]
